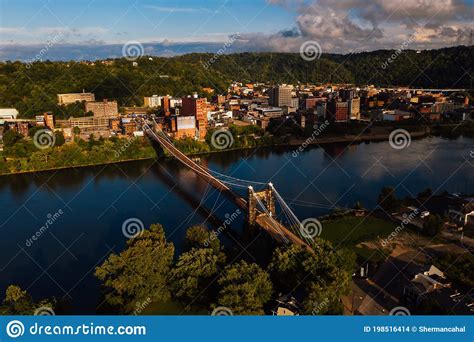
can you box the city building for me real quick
[327,100,349,122]
[17,122,29,137]
[144,95,162,108]
[181,97,208,140]
[57,91,95,105]
[269,85,293,107]
[382,110,411,121]
[0,108,19,120]
[85,100,118,117]
[44,112,55,129]
[348,97,361,120]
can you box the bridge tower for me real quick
[247,184,276,225]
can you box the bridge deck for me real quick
[144,123,313,252]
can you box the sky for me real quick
[0,0,472,60]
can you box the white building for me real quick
[0,108,19,120]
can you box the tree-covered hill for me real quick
[0,45,471,118]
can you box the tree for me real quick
[170,248,221,306]
[423,214,443,237]
[73,126,81,135]
[417,188,433,200]
[216,260,273,315]
[54,131,65,147]
[185,225,220,254]
[28,125,44,138]
[268,240,354,314]
[2,130,23,147]
[377,186,399,211]
[0,285,55,315]
[95,224,175,313]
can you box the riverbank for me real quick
[0,128,441,177]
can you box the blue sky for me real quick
[0,0,294,44]
[0,0,472,60]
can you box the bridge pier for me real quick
[246,184,276,226]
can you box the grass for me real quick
[320,216,397,248]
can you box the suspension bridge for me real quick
[141,120,316,252]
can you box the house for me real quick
[447,197,474,228]
[403,264,472,314]
[271,295,303,316]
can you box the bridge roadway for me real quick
[143,124,312,250]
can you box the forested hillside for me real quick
[0,45,472,118]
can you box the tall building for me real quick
[339,89,355,102]
[162,96,170,116]
[269,85,293,107]
[44,112,55,129]
[348,97,361,120]
[327,100,349,122]
[144,95,162,108]
[181,97,208,140]
[85,100,118,117]
[57,92,95,105]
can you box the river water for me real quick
[0,136,472,313]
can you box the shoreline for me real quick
[0,129,436,177]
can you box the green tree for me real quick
[170,248,221,306]
[28,125,44,138]
[185,226,219,253]
[0,285,55,315]
[377,187,399,211]
[54,131,65,147]
[268,240,354,314]
[423,214,443,237]
[216,260,273,315]
[95,224,175,313]
[2,130,23,147]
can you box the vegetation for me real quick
[434,253,474,289]
[321,216,397,247]
[1,46,471,119]
[377,186,399,211]
[423,214,444,237]
[0,134,156,175]
[269,240,355,314]
[216,260,273,315]
[0,285,55,315]
[94,224,175,314]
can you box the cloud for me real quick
[247,0,473,53]
[144,5,212,13]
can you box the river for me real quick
[0,136,472,313]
